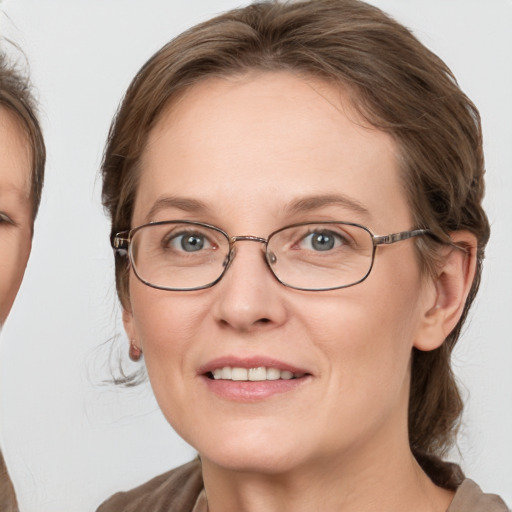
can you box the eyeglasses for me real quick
[112,220,430,292]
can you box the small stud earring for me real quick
[129,340,143,362]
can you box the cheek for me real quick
[127,281,213,402]
[0,232,31,323]
[299,260,425,396]
[131,287,205,354]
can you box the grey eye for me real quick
[181,234,205,252]
[168,233,207,252]
[310,232,335,251]
[301,231,342,251]
[160,227,218,254]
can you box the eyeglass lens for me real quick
[129,222,375,291]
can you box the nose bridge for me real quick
[214,233,286,331]
[226,235,270,274]
[230,235,268,245]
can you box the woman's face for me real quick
[124,72,437,474]
[0,108,32,327]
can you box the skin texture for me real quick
[0,107,32,327]
[123,72,476,512]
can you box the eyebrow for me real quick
[145,193,371,225]
[0,187,31,207]
[145,196,209,223]
[285,194,371,218]
[0,183,30,197]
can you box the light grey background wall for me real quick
[0,1,510,511]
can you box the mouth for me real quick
[207,366,307,381]
[199,357,312,401]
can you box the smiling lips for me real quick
[200,359,311,400]
[211,366,306,381]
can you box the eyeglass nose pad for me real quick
[266,251,277,266]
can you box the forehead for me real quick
[136,72,411,231]
[0,106,31,200]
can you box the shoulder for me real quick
[96,459,203,512]
[0,451,19,512]
[448,479,510,512]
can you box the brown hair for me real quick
[0,43,46,512]
[101,0,489,466]
[0,451,18,512]
[0,47,45,223]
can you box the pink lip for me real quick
[198,356,312,402]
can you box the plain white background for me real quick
[0,1,510,510]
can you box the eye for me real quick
[299,230,345,251]
[0,211,14,225]
[164,230,214,252]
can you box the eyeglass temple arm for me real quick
[111,231,130,255]
[373,229,430,245]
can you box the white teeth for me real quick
[266,367,281,381]
[211,366,304,381]
[248,367,267,381]
[231,368,248,381]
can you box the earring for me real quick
[129,340,143,362]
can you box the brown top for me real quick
[0,450,19,512]
[96,458,509,512]
[449,479,510,512]
[96,460,204,512]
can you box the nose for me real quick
[211,239,288,332]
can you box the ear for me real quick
[414,231,478,351]
[122,306,139,349]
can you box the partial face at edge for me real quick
[122,72,438,474]
[0,107,32,326]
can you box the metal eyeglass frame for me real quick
[111,220,431,292]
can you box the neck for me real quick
[201,440,454,512]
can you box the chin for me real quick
[181,419,309,474]
[201,445,304,475]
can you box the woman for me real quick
[97,0,508,510]
[0,49,45,511]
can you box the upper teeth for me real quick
[212,367,303,381]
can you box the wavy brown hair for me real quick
[0,47,45,223]
[101,0,489,470]
[0,45,45,511]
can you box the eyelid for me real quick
[304,224,353,239]
[164,226,212,238]
[0,211,15,225]
[302,228,345,244]
[162,227,215,248]
[291,225,359,251]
